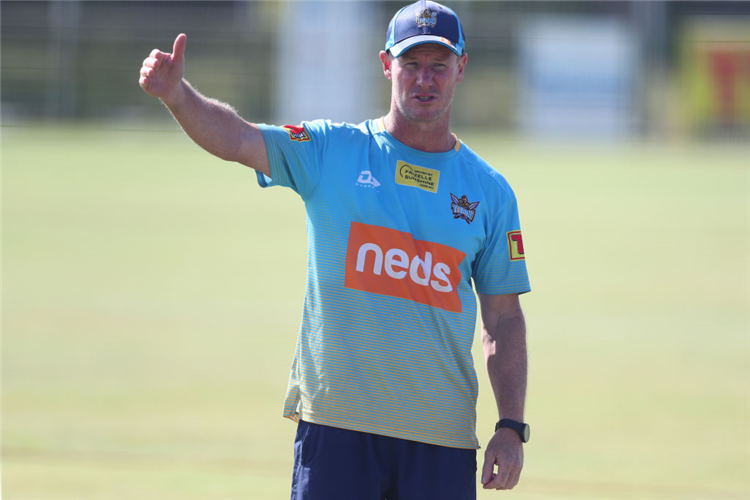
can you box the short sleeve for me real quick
[472,190,531,295]
[256,120,330,200]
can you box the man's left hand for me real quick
[481,428,524,490]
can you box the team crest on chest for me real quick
[450,194,479,224]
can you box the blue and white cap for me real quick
[385,1,465,57]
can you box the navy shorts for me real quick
[291,420,477,500]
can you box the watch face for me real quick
[496,419,530,442]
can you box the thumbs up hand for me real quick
[139,33,187,101]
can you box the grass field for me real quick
[3,123,749,499]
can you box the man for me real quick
[139,1,530,498]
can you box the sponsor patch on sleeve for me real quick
[283,124,311,142]
[507,230,525,261]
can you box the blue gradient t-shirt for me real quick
[257,118,529,449]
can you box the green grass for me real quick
[3,123,749,499]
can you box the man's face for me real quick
[380,44,468,125]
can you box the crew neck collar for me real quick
[374,117,462,156]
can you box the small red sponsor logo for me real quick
[344,222,466,313]
[507,230,525,261]
[283,124,311,142]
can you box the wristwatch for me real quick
[495,419,530,443]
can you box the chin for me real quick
[411,109,448,123]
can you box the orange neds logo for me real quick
[344,222,466,313]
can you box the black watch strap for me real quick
[495,418,530,443]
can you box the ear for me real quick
[456,53,468,83]
[379,50,393,80]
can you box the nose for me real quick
[415,66,434,87]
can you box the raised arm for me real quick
[478,292,527,491]
[139,34,270,177]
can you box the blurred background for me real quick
[2,1,749,499]
[3,0,750,137]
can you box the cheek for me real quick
[440,72,460,90]
[395,75,411,93]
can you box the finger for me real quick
[480,454,495,486]
[506,468,521,490]
[172,33,187,62]
[139,75,149,89]
[140,66,153,78]
[484,463,511,490]
[142,57,159,69]
[142,58,158,73]
[149,50,171,65]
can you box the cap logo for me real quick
[416,9,437,28]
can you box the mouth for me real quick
[414,95,436,103]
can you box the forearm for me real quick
[482,312,527,421]
[162,79,251,164]
[140,35,269,174]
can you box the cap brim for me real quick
[388,34,462,57]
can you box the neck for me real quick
[383,111,456,153]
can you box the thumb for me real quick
[172,33,187,62]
